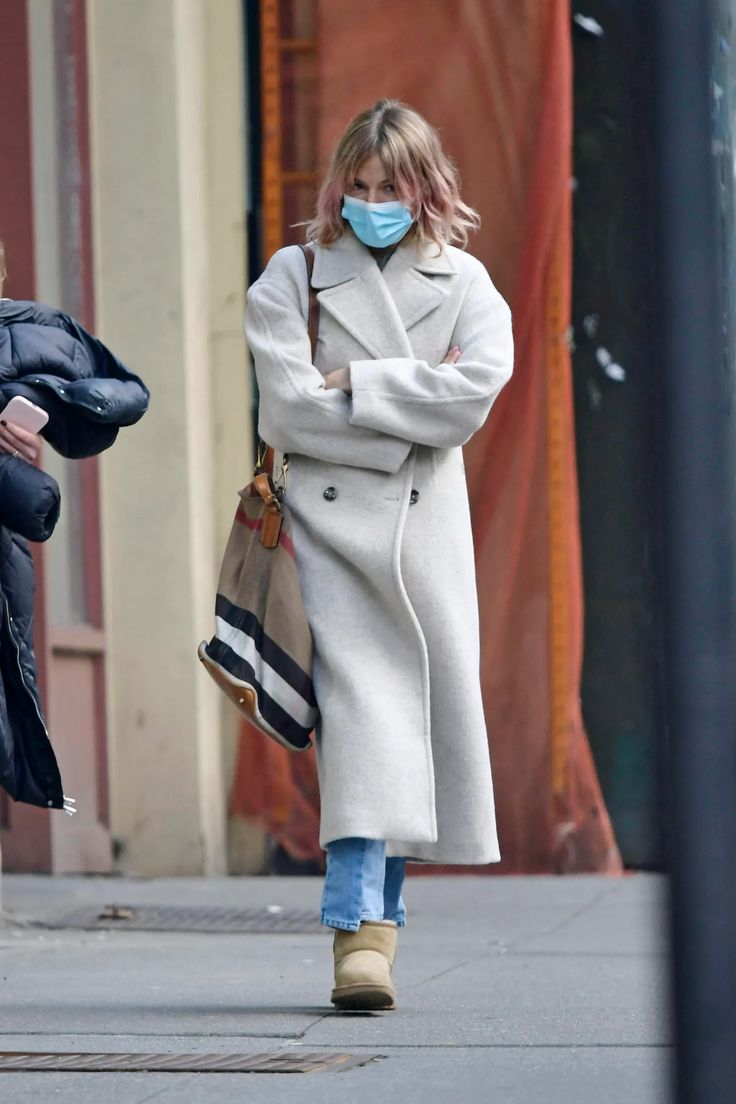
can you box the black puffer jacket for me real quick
[0,299,149,457]
[0,300,149,808]
[0,457,62,807]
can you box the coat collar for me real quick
[310,229,457,360]
[311,228,456,288]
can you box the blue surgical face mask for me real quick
[341,195,414,248]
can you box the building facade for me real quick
[0,0,253,876]
[2,0,638,880]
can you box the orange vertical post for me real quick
[546,228,573,800]
[260,0,284,260]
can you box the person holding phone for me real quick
[0,238,150,813]
[0,408,43,462]
[0,393,51,459]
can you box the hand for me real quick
[0,420,41,463]
[323,368,352,395]
[443,345,462,365]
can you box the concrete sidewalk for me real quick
[0,872,671,1102]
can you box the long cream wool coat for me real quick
[245,229,513,863]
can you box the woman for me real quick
[245,100,514,1010]
[0,240,149,812]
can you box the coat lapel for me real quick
[312,230,457,359]
[383,245,456,334]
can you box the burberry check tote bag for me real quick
[198,246,319,751]
[198,448,318,750]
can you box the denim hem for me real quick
[320,913,361,932]
[320,912,407,931]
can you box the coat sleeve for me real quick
[1,301,149,459]
[45,306,151,427]
[2,381,120,459]
[0,457,60,542]
[245,250,412,474]
[347,264,514,448]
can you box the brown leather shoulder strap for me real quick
[299,242,319,362]
[256,246,316,479]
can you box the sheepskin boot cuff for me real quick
[331,920,398,1011]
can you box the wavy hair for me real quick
[306,100,480,250]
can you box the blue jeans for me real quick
[320,838,407,931]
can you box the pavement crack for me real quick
[294,1042,674,1050]
[504,879,625,952]
[135,1087,174,1104]
[403,948,498,991]
[0,1030,315,1040]
[403,883,627,990]
[296,1011,335,1037]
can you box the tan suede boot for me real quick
[331,920,398,1011]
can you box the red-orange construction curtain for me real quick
[231,0,622,873]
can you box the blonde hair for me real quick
[306,100,480,250]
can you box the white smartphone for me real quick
[0,395,50,434]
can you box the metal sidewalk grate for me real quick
[0,1050,380,1074]
[36,904,325,934]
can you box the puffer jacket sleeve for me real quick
[347,262,514,448]
[0,455,60,542]
[56,315,150,426]
[0,300,149,459]
[44,306,150,428]
[5,382,120,459]
[246,248,412,474]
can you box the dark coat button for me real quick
[323,486,338,501]
[409,489,419,505]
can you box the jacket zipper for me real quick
[3,597,50,736]
[3,594,55,802]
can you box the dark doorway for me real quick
[571,2,665,868]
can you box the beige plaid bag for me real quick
[198,245,319,750]
[198,446,317,750]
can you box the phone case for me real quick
[0,395,49,434]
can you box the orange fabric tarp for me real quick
[231,0,622,873]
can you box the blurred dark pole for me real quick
[652,1,736,1101]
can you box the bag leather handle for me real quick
[255,243,318,483]
[251,242,317,544]
[299,242,319,362]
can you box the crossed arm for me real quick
[246,254,513,469]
